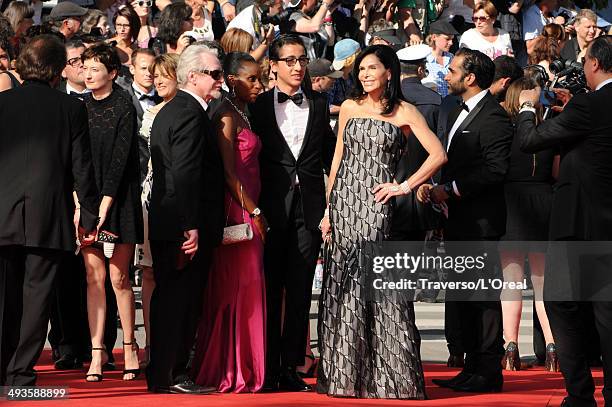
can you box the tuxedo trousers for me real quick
[146,241,212,389]
[546,301,612,407]
[264,188,321,377]
[0,245,64,385]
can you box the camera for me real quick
[549,58,588,95]
[260,6,297,29]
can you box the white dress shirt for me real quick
[181,88,209,111]
[133,83,157,113]
[65,83,91,97]
[596,78,612,91]
[446,89,489,196]
[274,87,309,160]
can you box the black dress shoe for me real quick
[447,354,465,368]
[432,371,472,388]
[278,370,312,392]
[452,374,503,393]
[261,376,279,392]
[54,354,83,370]
[157,380,215,394]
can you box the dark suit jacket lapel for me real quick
[448,92,491,153]
[297,92,315,160]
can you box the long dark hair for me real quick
[349,45,404,115]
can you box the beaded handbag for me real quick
[222,184,253,245]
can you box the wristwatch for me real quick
[250,207,262,218]
[520,101,535,109]
[443,182,454,197]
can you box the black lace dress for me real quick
[84,89,143,244]
[317,117,426,399]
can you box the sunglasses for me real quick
[196,69,224,80]
[275,56,310,67]
[472,16,491,22]
[135,0,152,6]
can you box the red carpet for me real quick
[3,350,605,407]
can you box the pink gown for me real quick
[192,127,265,393]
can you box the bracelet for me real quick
[399,180,411,195]
[324,16,332,22]
[323,21,333,26]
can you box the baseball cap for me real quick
[396,44,432,63]
[428,20,459,36]
[307,58,344,79]
[332,39,361,71]
[371,29,404,50]
[50,1,89,20]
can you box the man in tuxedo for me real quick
[249,35,333,392]
[423,47,513,392]
[146,44,225,395]
[518,35,612,407]
[116,48,161,183]
[0,35,99,386]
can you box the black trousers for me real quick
[264,188,321,377]
[146,240,212,389]
[0,245,64,385]
[545,301,612,407]
[48,255,118,361]
[444,238,504,380]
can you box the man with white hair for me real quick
[146,44,225,395]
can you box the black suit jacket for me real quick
[392,77,442,233]
[149,90,225,248]
[560,37,580,63]
[249,89,333,231]
[0,81,99,251]
[441,91,513,238]
[519,83,612,240]
[116,77,162,183]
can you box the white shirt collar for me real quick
[132,82,155,97]
[181,88,209,111]
[66,82,90,95]
[595,78,612,91]
[463,89,489,110]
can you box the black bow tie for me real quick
[139,93,156,101]
[278,92,304,106]
[460,101,470,112]
[68,91,85,100]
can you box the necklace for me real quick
[225,96,251,129]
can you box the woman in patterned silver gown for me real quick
[317,45,447,399]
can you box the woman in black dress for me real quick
[78,43,143,382]
[499,77,558,372]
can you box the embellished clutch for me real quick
[93,230,119,258]
[222,184,254,246]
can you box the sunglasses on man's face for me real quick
[196,69,224,81]
[136,0,152,6]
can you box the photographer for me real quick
[560,9,597,63]
[227,0,282,48]
[287,0,336,59]
[517,35,612,407]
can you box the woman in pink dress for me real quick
[192,52,267,393]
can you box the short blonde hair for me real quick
[474,1,498,19]
[148,53,180,79]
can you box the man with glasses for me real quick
[146,44,224,395]
[249,34,334,393]
[49,2,88,40]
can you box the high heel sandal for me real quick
[544,343,559,372]
[501,341,521,371]
[85,347,108,382]
[123,341,141,381]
